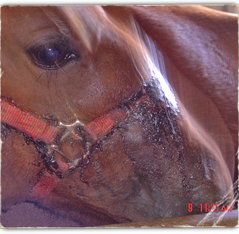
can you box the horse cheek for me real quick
[1,131,43,210]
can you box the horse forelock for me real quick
[42,6,157,85]
[57,6,108,53]
[44,6,180,121]
[42,6,127,52]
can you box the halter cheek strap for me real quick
[84,107,128,142]
[1,101,60,144]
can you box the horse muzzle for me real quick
[1,85,154,201]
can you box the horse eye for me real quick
[28,40,78,69]
[38,46,61,63]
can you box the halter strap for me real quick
[1,100,60,144]
[1,100,128,144]
[1,98,131,201]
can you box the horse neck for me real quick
[125,5,238,149]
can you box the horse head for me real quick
[1,6,238,227]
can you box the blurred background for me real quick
[206,5,238,14]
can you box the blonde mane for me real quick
[43,6,154,84]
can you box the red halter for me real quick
[1,91,150,201]
[1,100,128,145]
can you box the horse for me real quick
[1,5,238,227]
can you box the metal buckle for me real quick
[49,120,93,172]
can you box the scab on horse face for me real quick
[1,6,237,227]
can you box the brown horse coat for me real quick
[1,6,238,227]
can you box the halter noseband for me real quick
[1,87,152,201]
